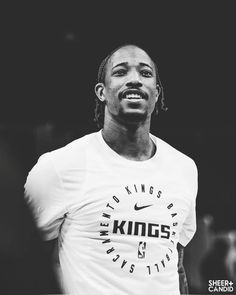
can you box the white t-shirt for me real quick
[24,131,198,295]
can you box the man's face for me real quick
[102,45,159,124]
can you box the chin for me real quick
[119,110,148,124]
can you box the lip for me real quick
[119,89,148,100]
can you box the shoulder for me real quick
[152,134,198,175]
[50,131,98,158]
[153,134,198,201]
[151,135,198,197]
[38,131,99,171]
[25,131,99,187]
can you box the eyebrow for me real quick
[112,62,153,71]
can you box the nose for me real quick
[126,70,142,88]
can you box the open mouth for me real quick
[120,89,147,100]
[125,93,142,99]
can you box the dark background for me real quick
[1,1,235,293]
[3,0,235,230]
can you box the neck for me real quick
[102,115,155,161]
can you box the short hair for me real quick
[94,44,167,129]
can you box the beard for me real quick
[117,108,149,125]
[104,100,154,127]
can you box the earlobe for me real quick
[94,83,106,102]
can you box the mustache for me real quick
[118,88,148,100]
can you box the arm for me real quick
[24,153,67,266]
[44,238,58,259]
[177,160,198,294]
[24,153,67,240]
[177,243,189,295]
[44,238,61,274]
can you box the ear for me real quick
[155,84,161,103]
[94,83,106,102]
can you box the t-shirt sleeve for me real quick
[24,153,68,241]
[179,161,198,247]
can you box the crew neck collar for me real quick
[96,130,159,166]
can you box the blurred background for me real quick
[1,1,235,294]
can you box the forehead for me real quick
[108,46,154,69]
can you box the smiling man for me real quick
[25,44,198,295]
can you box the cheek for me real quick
[146,80,157,94]
[104,87,121,109]
[105,84,121,101]
[107,84,119,93]
[149,88,158,103]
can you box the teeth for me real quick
[125,94,142,99]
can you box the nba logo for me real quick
[138,241,146,259]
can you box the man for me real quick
[25,44,198,294]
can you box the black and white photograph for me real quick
[1,1,235,294]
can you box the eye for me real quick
[113,69,127,76]
[141,70,153,77]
